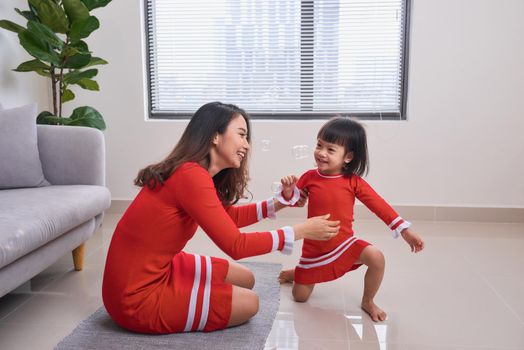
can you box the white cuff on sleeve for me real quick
[266,197,276,219]
[281,226,294,255]
[392,220,411,239]
[274,187,300,206]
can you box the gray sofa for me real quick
[0,124,111,298]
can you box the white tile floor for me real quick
[1,213,523,349]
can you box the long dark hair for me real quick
[317,117,369,177]
[135,102,251,205]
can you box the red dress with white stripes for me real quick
[292,169,409,284]
[102,162,293,334]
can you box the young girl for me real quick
[277,117,424,322]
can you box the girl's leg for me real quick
[292,283,315,302]
[355,245,386,322]
[225,261,255,289]
[279,268,315,302]
[278,268,295,284]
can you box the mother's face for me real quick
[212,114,250,169]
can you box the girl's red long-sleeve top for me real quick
[290,169,410,259]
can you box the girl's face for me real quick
[314,138,353,175]
[212,114,250,170]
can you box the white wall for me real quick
[0,3,49,109]
[2,0,523,207]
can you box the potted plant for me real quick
[0,0,113,130]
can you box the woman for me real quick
[102,102,340,334]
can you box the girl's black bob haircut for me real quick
[317,116,369,177]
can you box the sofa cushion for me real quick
[0,185,111,268]
[0,104,49,189]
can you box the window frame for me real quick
[144,0,411,121]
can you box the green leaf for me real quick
[69,106,106,130]
[14,59,50,72]
[70,40,89,53]
[0,20,26,34]
[79,0,112,11]
[63,68,97,84]
[76,78,99,90]
[69,16,99,43]
[29,0,69,34]
[63,51,92,69]
[62,0,90,24]
[18,29,61,65]
[61,89,75,103]
[15,8,38,21]
[27,20,64,49]
[37,111,70,125]
[83,56,108,68]
[35,69,51,77]
[61,44,92,68]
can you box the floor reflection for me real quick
[265,302,388,349]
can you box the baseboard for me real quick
[108,199,524,223]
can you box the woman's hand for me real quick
[401,228,424,253]
[281,175,298,201]
[293,214,340,241]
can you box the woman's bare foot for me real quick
[278,269,295,284]
[361,300,387,322]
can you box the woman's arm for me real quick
[174,164,337,259]
[174,164,295,259]
[224,197,276,228]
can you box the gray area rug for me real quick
[55,262,281,350]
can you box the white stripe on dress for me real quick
[197,256,212,331]
[297,237,361,269]
[256,201,263,221]
[184,254,201,332]
[299,236,357,262]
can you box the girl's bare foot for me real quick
[361,300,387,322]
[278,269,295,284]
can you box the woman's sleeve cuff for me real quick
[281,226,294,255]
[274,187,300,206]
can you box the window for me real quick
[145,0,410,120]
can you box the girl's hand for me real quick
[281,175,298,201]
[401,228,424,253]
[293,214,340,241]
[295,189,309,207]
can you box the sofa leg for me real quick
[72,243,86,271]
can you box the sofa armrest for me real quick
[37,125,106,186]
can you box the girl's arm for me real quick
[401,228,424,252]
[352,176,411,238]
[275,173,310,206]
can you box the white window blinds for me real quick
[146,0,409,119]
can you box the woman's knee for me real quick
[226,262,255,289]
[228,286,259,327]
